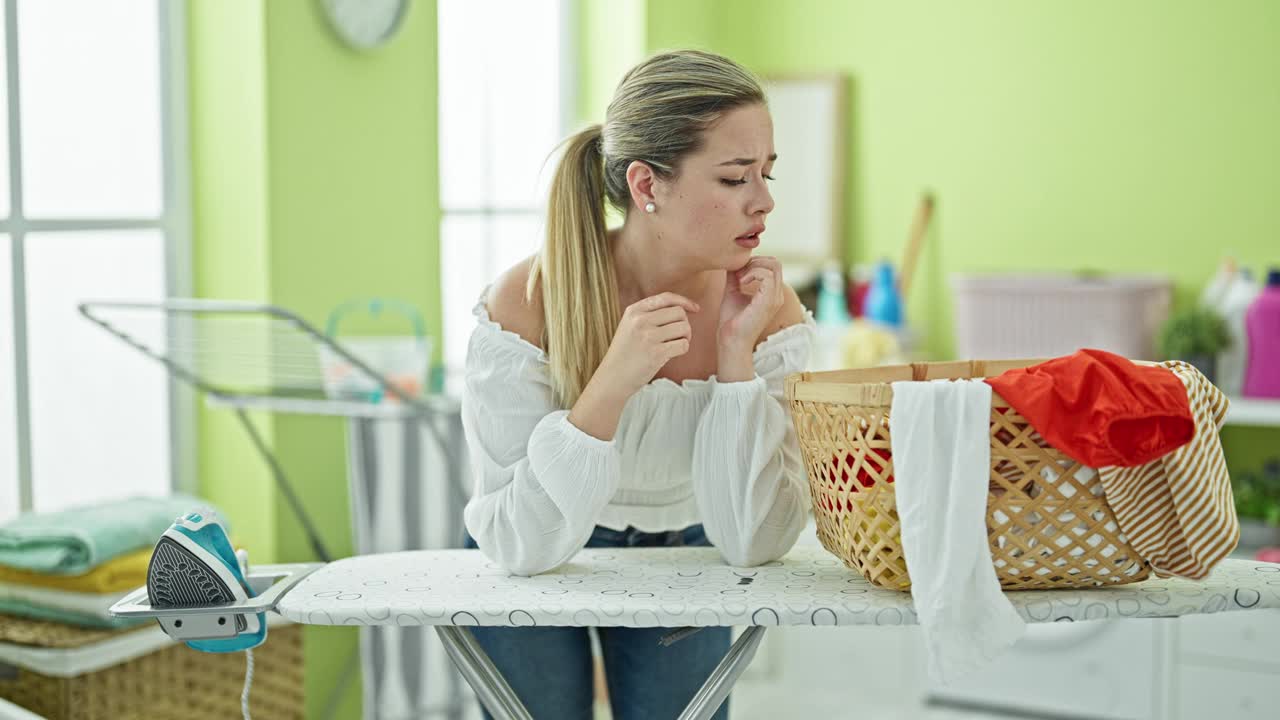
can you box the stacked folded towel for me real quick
[0,494,226,629]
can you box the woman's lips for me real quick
[735,232,762,249]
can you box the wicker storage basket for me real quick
[785,359,1152,591]
[0,614,304,720]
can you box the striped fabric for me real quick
[1098,361,1238,579]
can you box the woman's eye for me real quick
[720,174,775,187]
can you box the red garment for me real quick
[984,349,1194,468]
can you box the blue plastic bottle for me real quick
[864,260,903,327]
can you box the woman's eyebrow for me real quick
[717,153,778,167]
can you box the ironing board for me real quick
[113,546,1280,720]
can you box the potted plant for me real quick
[1158,306,1231,382]
[1235,458,1280,548]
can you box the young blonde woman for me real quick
[461,50,815,719]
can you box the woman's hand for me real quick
[599,292,700,396]
[570,292,698,441]
[717,256,785,381]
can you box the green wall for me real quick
[644,0,1279,359]
[639,0,1279,473]
[188,1,440,717]
[578,0,646,124]
[188,0,275,562]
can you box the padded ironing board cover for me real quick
[276,547,1280,628]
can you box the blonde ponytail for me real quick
[530,125,619,408]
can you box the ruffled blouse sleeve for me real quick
[691,316,816,566]
[460,294,622,576]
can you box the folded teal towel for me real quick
[0,495,227,575]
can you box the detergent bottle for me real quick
[1216,268,1261,396]
[816,261,852,326]
[863,260,903,328]
[1242,268,1280,398]
[813,261,852,370]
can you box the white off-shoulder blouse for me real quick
[461,291,816,575]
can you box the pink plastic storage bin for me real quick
[951,274,1172,361]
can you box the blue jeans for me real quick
[463,525,732,720]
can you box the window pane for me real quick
[0,8,10,220]
[441,216,491,374]
[26,230,169,512]
[441,214,541,373]
[0,236,16,522]
[486,2,561,208]
[19,0,162,219]
[439,0,562,210]
[490,215,543,285]
[437,0,488,209]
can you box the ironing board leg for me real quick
[435,624,764,720]
[676,625,768,720]
[434,626,534,720]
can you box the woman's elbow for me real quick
[716,524,794,567]
[718,542,782,568]
[464,501,585,575]
[718,516,805,567]
[471,539,567,576]
[464,517,573,576]
[499,555,564,577]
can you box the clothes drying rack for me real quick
[78,298,469,719]
[79,298,465,560]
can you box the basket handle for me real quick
[784,372,809,402]
[324,297,427,340]
[910,362,929,381]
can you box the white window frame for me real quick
[4,0,193,512]
[437,0,578,371]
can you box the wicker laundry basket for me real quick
[784,359,1152,591]
[0,614,304,720]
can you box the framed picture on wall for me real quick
[760,74,848,279]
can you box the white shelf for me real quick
[1225,396,1280,428]
[205,392,460,419]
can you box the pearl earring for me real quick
[644,202,656,213]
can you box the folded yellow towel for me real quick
[0,547,151,593]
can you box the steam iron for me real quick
[146,509,267,652]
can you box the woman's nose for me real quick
[752,181,775,216]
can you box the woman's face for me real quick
[645,103,776,271]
